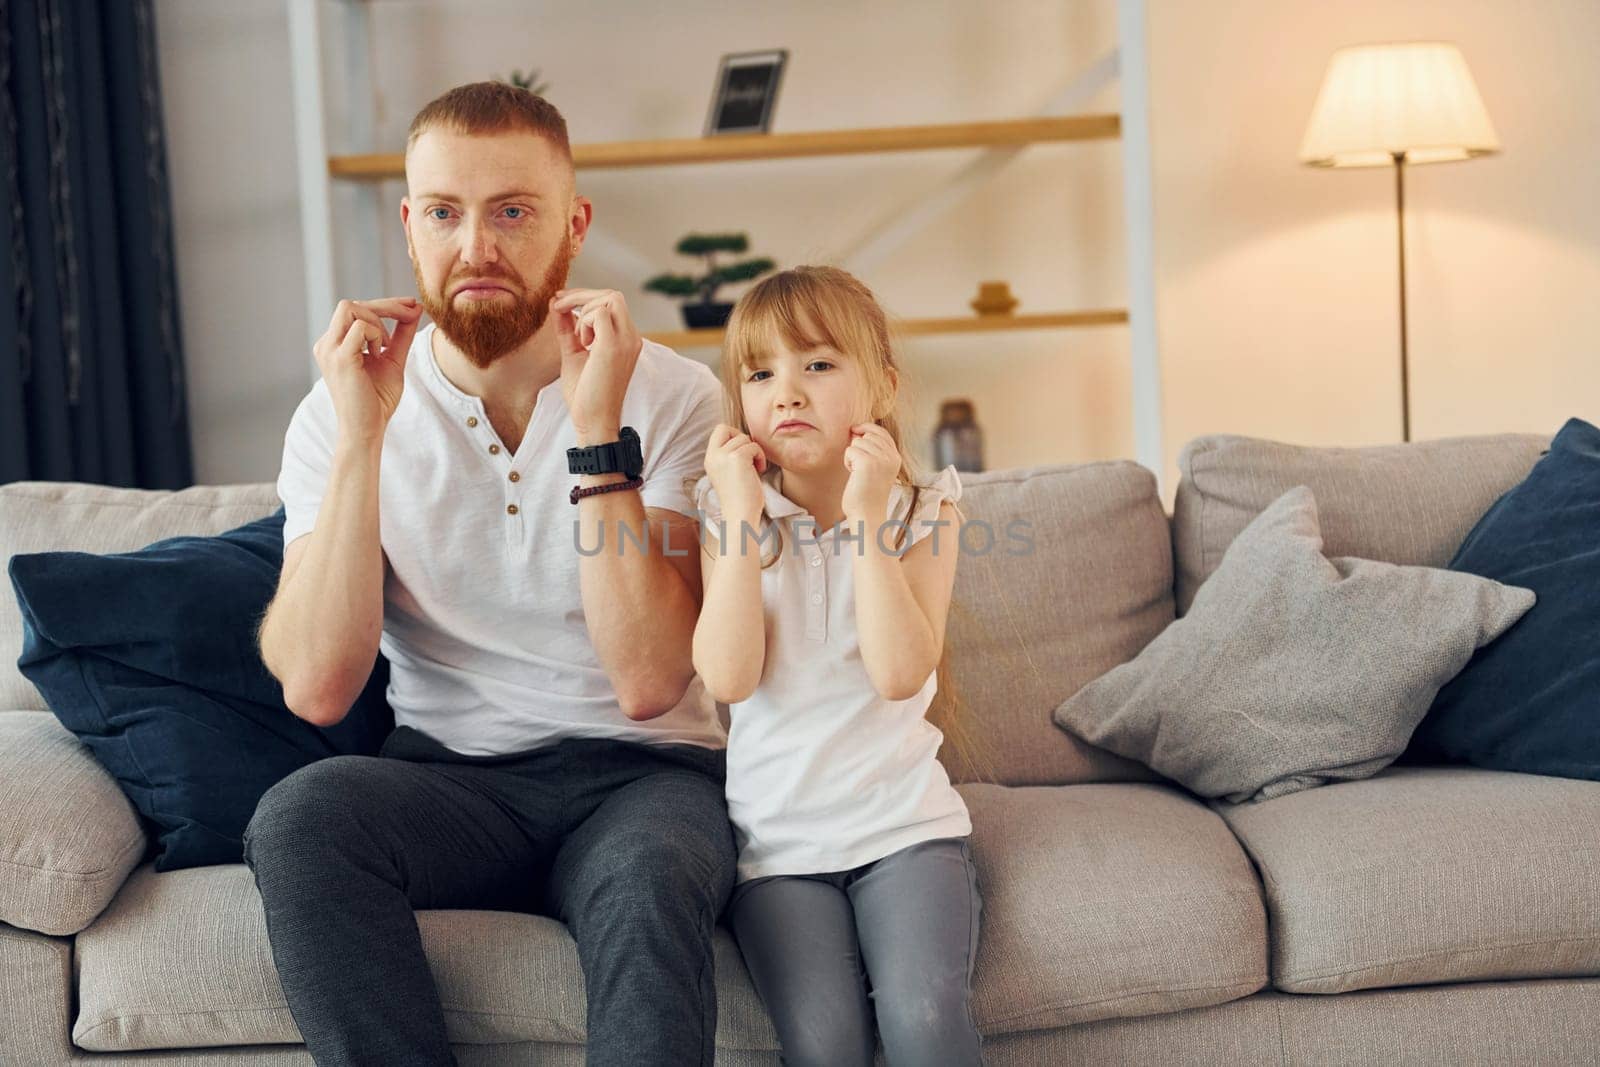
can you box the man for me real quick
[247,82,733,1067]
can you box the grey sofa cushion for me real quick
[1054,486,1535,804]
[73,862,774,1053]
[0,713,147,935]
[72,783,1266,1052]
[942,462,1174,786]
[961,782,1267,1032]
[1172,431,1548,615]
[1212,765,1600,994]
[0,480,283,713]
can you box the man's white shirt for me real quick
[277,322,726,756]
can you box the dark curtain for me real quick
[0,0,192,487]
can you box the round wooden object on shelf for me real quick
[970,281,1019,316]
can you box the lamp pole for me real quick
[1393,150,1410,443]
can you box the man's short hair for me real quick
[405,81,572,164]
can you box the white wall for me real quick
[1148,0,1600,496]
[157,0,1599,497]
[155,0,314,486]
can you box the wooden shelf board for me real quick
[328,115,1121,179]
[645,309,1129,350]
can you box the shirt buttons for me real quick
[488,443,500,454]
[467,416,479,428]
[508,471,520,482]
[506,504,519,516]
[810,593,823,604]
[810,556,822,567]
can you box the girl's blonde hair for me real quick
[710,264,995,784]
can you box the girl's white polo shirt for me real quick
[276,322,727,757]
[693,463,972,881]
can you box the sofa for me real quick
[3,429,1597,1065]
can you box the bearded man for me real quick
[248,81,733,1067]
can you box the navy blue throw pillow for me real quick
[8,508,393,870]
[1404,417,1599,778]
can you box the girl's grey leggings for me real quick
[727,835,984,1066]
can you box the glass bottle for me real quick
[932,398,984,473]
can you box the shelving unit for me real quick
[644,309,1131,354]
[323,116,1132,352]
[287,0,1165,486]
[327,115,1122,176]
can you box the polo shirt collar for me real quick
[759,464,808,520]
[760,464,926,525]
[418,324,475,410]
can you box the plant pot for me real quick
[681,302,735,330]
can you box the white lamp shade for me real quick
[1300,42,1501,167]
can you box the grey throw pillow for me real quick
[1053,486,1535,803]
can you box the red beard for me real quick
[411,241,573,369]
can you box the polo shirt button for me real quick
[508,471,520,482]
[506,504,519,515]
[810,593,822,604]
[810,557,821,567]
[467,416,479,427]
[488,443,500,454]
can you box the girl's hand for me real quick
[704,424,769,526]
[842,422,900,523]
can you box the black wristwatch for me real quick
[567,425,643,478]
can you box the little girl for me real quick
[691,265,983,1066]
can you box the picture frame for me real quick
[704,49,788,136]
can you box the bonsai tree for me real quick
[499,68,550,95]
[644,234,776,308]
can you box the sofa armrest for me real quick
[0,713,147,935]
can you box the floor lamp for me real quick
[1299,42,1500,442]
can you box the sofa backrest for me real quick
[0,481,282,712]
[1,463,1178,788]
[1171,432,1550,616]
[13,432,1543,784]
[938,461,1174,787]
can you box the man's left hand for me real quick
[553,288,643,442]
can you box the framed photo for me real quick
[705,50,788,136]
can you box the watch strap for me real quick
[567,426,643,477]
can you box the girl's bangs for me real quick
[726,276,854,371]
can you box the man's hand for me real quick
[552,288,643,442]
[312,297,423,443]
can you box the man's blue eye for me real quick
[504,207,524,219]
[428,208,451,221]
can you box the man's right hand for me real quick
[313,297,424,442]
